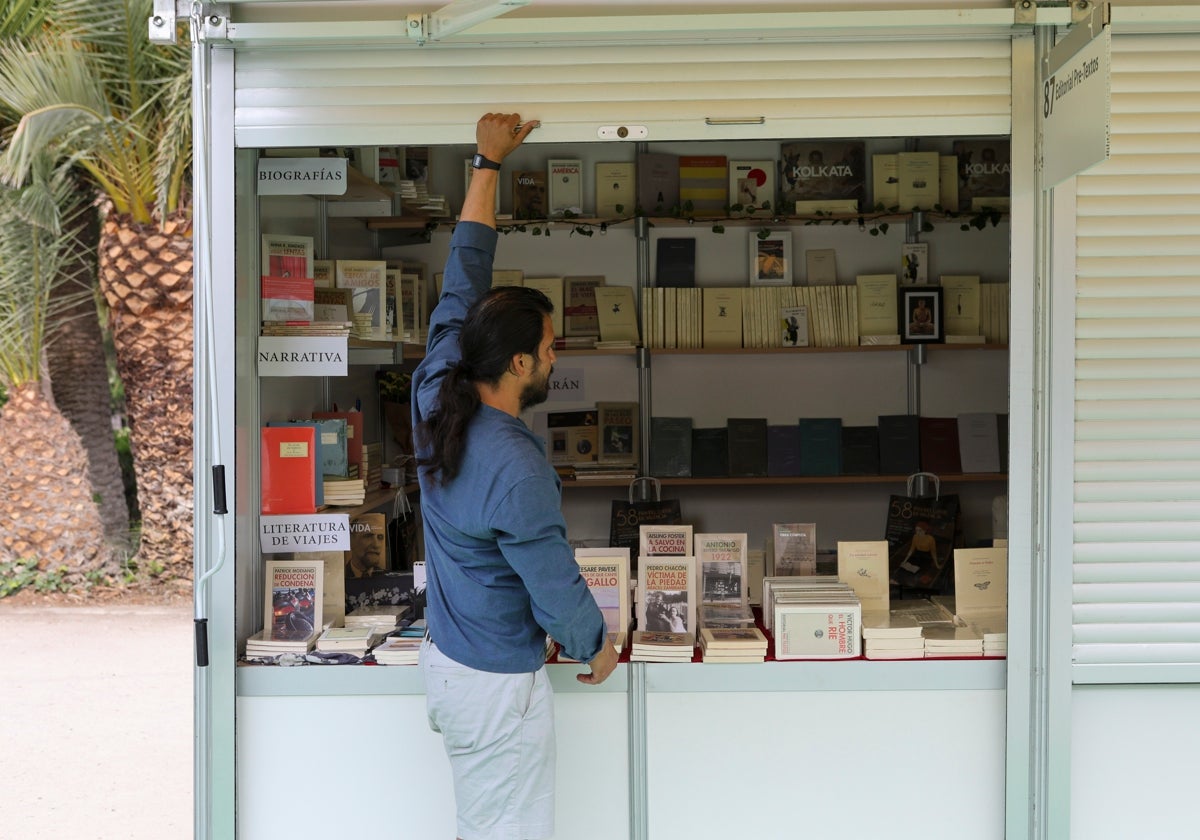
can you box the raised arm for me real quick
[461,113,540,228]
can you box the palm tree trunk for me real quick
[98,205,193,580]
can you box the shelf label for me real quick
[257,157,348,196]
[260,514,350,553]
[258,336,348,377]
[546,366,586,402]
[1040,8,1110,188]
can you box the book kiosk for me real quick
[185,4,1200,838]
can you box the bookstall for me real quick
[185,3,1200,838]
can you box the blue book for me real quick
[314,418,349,478]
[649,417,693,477]
[766,425,804,477]
[797,417,843,477]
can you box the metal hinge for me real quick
[149,1,229,44]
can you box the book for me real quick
[939,155,959,212]
[701,288,743,349]
[726,417,768,478]
[919,416,964,475]
[690,427,729,478]
[695,532,748,607]
[547,158,583,216]
[749,232,791,286]
[260,233,313,280]
[335,259,389,341]
[574,546,632,636]
[260,425,317,514]
[781,304,810,347]
[261,274,315,323]
[957,412,1002,474]
[896,151,940,211]
[951,139,1010,211]
[593,286,640,344]
[877,414,921,476]
[655,238,696,288]
[312,410,364,476]
[636,152,679,214]
[630,630,694,662]
[728,159,776,216]
[315,625,381,655]
[952,546,1007,618]
[345,512,388,579]
[312,417,348,478]
[512,169,548,219]
[597,401,639,468]
[648,416,693,478]
[639,523,693,558]
[637,555,698,634]
[855,274,899,337]
[779,140,865,212]
[871,153,898,208]
[900,242,928,286]
[522,276,564,338]
[678,154,727,217]
[773,523,817,576]
[940,274,982,337]
[563,275,605,337]
[263,558,323,643]
[797,417,843,476]
[546,409,599,467]
[312,259,334,288]
[595,161,636,218]
[836,540,891,614]
[840,425,880,476]
[774,598,861,659]
[804,248,837,285]
[766,424,804,477]
[312,286,351,324]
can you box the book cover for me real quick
[266,421,325,507]
[260,425,317,514]
[346,512,388,578]
[595,161,636,218]
[312,410,364,476]
[940,274,982,336]
[779,140,865,211]
[690,427,729,478]
[312,259,334,288]
[797,417,843,476]
[781,304,810,347]
[547,409,599,466]
[919,416,964,475]
[655,238,696,288]
[773,522,817,576]
[728,159,776,216]
[855,274,899,337]
[900,243,929,287]
[957,412,1001,473]
[261,274,315,323]
[335,259,389,341]
[512,169,548,220]
[312,286,352,324]
[726,417,768,478]
[836,540,891,614]
[648,416,693,478]
[638,523,694,557]
[878,414,921,476]
[775,603,861,659]
[313,417,348,478]
[637,555,698,634]
[840,425,881,476]
[896,151,940,211]
[939,155,959,211]
[749,232,791,286]
[264,558,323,642]
[695,532,748,607]
[766,424,804,477]
[593,286,640,344]
[574,547,632,635]
[953,546,1008,616]
[523,276,565,338]
[804,248,838,285]
[547,158,583,216]
[678,154,727,217]
[701,288,743,349]
[636,152,679,214]
[563,275,605,337]
[597,401,639,468]
[260,233,313,280]
[952,139,1010,211]
[871,153,898,209]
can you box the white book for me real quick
[805,248,838,285]
[637,555,698,636]
[547,158,583,216]
[694,532,749,608]
[940,274,982,337]
[953,546,1008,617]
[594,162,635,218]
[574,546,632,636]
[728,159,776,216]
[855,274,899,337]
[957,412,1002,473]
[523,276,564,338]
[593,286,640,344]
[639,524,693,558]
[774,601,862,659]
[836,540,890,614]
[335,259,390,341]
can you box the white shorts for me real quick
[420,638,556,840]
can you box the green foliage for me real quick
[0,557,69,597]
[114,425,141,528]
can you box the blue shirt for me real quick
[412,222,606,673]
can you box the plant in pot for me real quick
[376,371,413,453]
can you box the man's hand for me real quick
[476,112,539,165]
[577,640,619,686]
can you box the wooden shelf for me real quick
[318,483,418,518]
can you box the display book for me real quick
[245,558,326,657]
[554,546,632,662]
[260,233,353,338]
[924,544,1008,658]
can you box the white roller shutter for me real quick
[1072,34,1200,681]
[231,37,1010,147]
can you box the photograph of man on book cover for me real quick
[643,590,689,633]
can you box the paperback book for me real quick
[574,546,632,637]
[263,558,324,643]
[636,555,698,634]
[779,140,865,213]
[695,532,748,607]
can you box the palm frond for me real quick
[0,0,54,41]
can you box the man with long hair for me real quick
[414,113,618,840]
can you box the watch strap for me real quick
[471,153,501,171]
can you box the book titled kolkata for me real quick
[678,155,727,217]
[261,425,318,514]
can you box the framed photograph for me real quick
[749,232,792,286]
[899,286,944,343]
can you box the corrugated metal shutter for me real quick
[232,38,1011,147]
[1072,34,1200,679]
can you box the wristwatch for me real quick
[471,153,501,171]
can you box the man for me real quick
[413,112,618,840]
[346,513,387,578]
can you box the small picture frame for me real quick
[749,232,792,286]
[899,286,944,343]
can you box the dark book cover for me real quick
[691,427,729,478]
[877,414,921,476]
[840,425,880,476]
[797,417,843,477]
[655,238,696,288]
[919,416,963,476]
[649,417,693,478]
[779,140,866,210]
[512,169,548,220]
[726,418,768,478]
[637,152,679,215]
[766,425,804,477]
[951,138,1010,211]
[998,412,1009,472]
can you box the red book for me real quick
[311,410,364,475]
[261,274,315,323]
[918,416,963,476]
[261,426,318,514]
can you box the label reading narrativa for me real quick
[260,514,351,553]
[279,442,308,458]
[258,336,348,377]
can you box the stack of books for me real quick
[860,611,925,660]
[345,604,410,634]
[261,321,353,337]
[314,625,383,657]
[767,576,862,660]
[371,636,422,665]
[362,442,384,491]
[922,625,984,658]
[322,476,366,507]
[699,604,757,629]
[699,626,768,663]
[630,630,695,662]
[396,180,448,217]
[963,612,1007,657]
[244,628,319,658]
